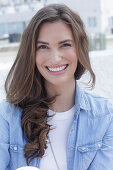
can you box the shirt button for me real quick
[81,147,86,151]
[97,143,101,148]
[71,129,75,132]
[13,146,18,151]
[70,148,74,152]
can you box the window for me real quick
[0,22,25,38]
[108,17,113,27]
[0,23,8,38]
[88,17,97,27]
[8,22,24,34]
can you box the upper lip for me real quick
[46,64,68,68]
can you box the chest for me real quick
[9,110,108,170]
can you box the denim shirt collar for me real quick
[75,81,91,111]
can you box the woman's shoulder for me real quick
[84,91,113,118]
[0,99,22,122]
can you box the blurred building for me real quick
[0,0,43,40]
[0,0,41,5]
[48,0,113,35]
[46,0,113,50]
[0,0,113,50]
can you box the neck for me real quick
[45,79,76,112]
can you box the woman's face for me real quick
[36,21,78,86]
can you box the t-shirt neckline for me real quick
[48,105,75,120]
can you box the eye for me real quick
[37,45,48,49]
[62,43,72,47]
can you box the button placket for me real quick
[67,108,80,170]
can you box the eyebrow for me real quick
[37,39,73,45]
[59,39,73,44]
[37,41,49,45]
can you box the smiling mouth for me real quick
[46,64,68,72]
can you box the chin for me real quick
[45,77,70,86]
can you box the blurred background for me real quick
[0,0,113,102]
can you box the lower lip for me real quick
[46,65,68,75]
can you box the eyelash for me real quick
[62,43,71,47]
[37,43,72,50]
[37,45,48,49]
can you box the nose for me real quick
[50,49,62,64]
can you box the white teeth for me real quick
[47,65,67,72]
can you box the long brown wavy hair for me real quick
[5,4,95,165]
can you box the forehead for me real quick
[37,21,74,40]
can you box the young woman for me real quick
[0,4,113,170]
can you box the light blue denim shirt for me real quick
[0,83,113,170]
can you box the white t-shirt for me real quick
[40,105,75,170]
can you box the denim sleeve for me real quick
[0,102,10,169]
[88,102,113,170]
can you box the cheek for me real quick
[36,53,46,66]
[64,50,77,62]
